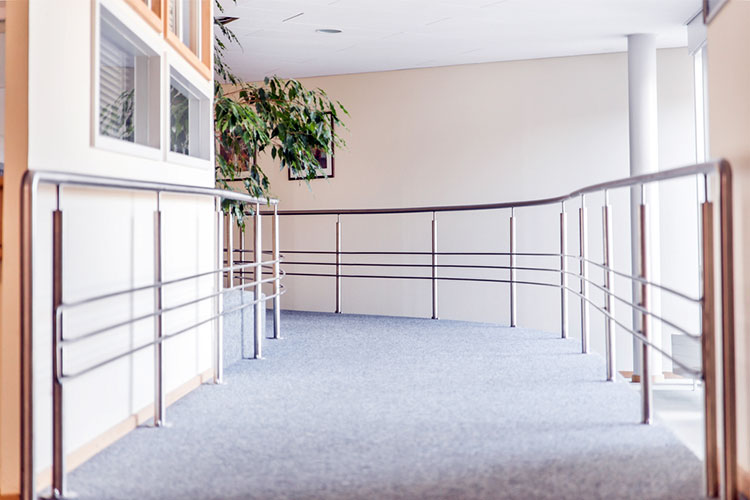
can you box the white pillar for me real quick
[627,34,664,380]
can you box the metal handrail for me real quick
[262,162,717,216]
[20,170,283,500]
[257,159,736,499]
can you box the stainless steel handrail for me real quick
[20,170,284,500]
[264,162,717,216]
[258,159,736,499]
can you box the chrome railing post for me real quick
[153,195,166,427]
[602,194,616,381]
[335,214,342,314]
[240,224,246,357]
[225,212,234,289]
[253,204,263,359]
[213,200,224,384]
[700,201,718,498]
[51,206,69,499]
[510,207,517,327]
[579,196,589,354]
[560,202,568,339]
[272,204,281,339]
[639,200,652,424]
[432,211,438,319]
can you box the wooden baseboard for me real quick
[619,371,686,383]
[35,368,213,491]
[1,494,20,500]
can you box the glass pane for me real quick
[99,20,136,142]
[170,79,191,155]
[181,0,201,55]
[168,0,176,34]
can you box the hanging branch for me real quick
[213,0,348,224]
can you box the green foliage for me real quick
[100,88,135,142]
[170,87,190,155]
[213,0,348,223]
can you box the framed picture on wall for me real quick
[703,0,729,23]
[288,116,335,180]
[288,146,335,180]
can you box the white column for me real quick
[627,34,663,380]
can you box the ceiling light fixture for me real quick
[216,16,239,25]
[316,28,342,34]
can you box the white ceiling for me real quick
[217,0,701,82]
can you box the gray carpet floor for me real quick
[68,310,704,500]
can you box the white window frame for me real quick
[92,0,164,160]
[165,59,212,168]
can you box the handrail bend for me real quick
[259,159,736,499]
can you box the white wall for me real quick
[1,0,217,491]
[707,0,750,489]
[251,48,699,374]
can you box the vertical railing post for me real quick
[272,204,281,340]
[51,206,68,499]
[602,193,616,381]
[335,214,342,314]
[560,202,568,339]
[225,212,234,289]
[240,223,246,356]
[509,207,517,327]
[579,196,589,353]
[153,195,166,427]
[700,201,719,498]
[639,200,652,424]
[253,204,263,359]
[213,199,224,384]
[432,211,438,320]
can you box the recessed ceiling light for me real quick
[316,28,342,34]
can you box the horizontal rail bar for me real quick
[260,162,719,216]
[59,259,281,312]
[284,261,700,339]
[274,250,563,257]
[61,273,284,345]
[279,261,566,272]
[60,288,286,382]
[284,272,560,288]
[565,254,702,304]
[563,285,702,377]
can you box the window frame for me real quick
[165,62,213,168]
[93,0,164,160]
[123,0,164,33]
[164,0,211,80]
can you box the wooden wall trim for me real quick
[34,369,213,492]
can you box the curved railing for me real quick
[262,159,735,498]
[20,170,285,500]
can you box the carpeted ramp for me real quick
[68,310,704,500]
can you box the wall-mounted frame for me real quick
[703,0,729,23]
[288,146,335,180]
[289,116,336,180]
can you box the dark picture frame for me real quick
[288,116,335,180]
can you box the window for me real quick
[98,7,160,149]
[169,70,210,160]
[165,0,211,78]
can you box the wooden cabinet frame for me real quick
[124,0,163,32]
[123,0,211,80]
[164,0,211,80]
